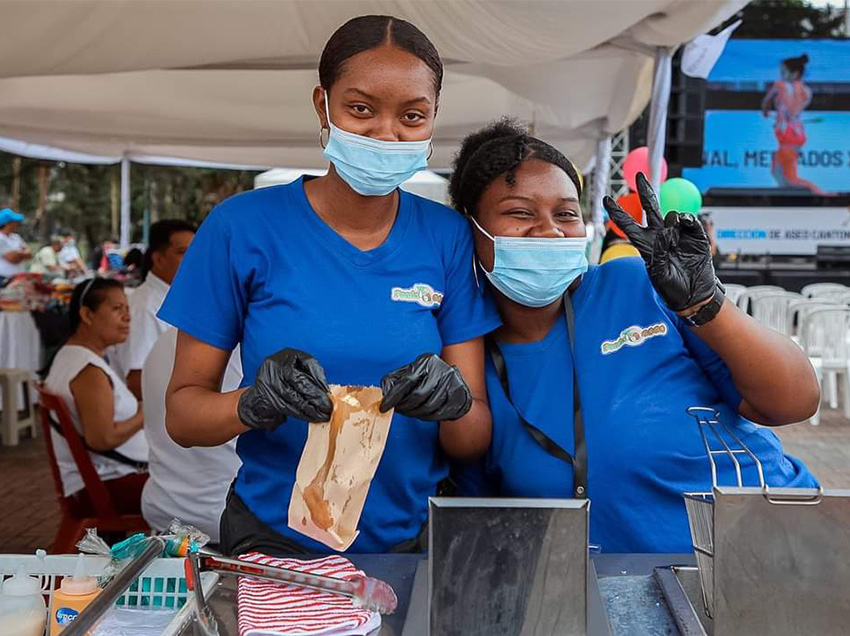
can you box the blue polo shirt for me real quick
[159,177,500,553]
[454,257,817,553]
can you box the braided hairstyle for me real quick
[449,118,582,218]
[319,15,443,98]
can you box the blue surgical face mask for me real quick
[322,93,431,197]
[471,217,588,308]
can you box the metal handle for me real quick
[687,407,765,490]
[763,484,825,506]
[688,406,824,507]
[63,536,166,636]
[187,550,219,636]
[192,551,398,615]
[197,552,357,598]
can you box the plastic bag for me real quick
[76,522,210,586]
[92,607,177,636]
[288,385,393,551]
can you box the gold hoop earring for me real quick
[319,127,329,150]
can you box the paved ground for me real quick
[0,428,61,554]
[772,410,850,489]
[0,410,847,555]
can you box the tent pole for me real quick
[588,136,612,264]
[142,178,152,246]
[120,154,130,249]
[590,136,612,229]
[647,47,673,192]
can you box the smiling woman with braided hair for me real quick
[451,118,820,553]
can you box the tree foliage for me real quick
[722,0,847,39]
[0,150,257,250]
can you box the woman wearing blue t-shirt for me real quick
[159,16,500,555]
[450,120,820,553]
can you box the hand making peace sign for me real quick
[603,172,718,315]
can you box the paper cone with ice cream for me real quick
[288,384,393,551]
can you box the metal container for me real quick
[428,497,591,636]
[682,407,850,635]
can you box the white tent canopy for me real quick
[0,0,746,170]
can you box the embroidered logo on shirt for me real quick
[391,283,444,308]
[600,323,668,355]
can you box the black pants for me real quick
[219,486,309,557]
[219,483,427,556]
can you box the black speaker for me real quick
[666,52,707,172]
[628,51,707,178]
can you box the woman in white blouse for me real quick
[45,277,148,514]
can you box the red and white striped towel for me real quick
[236,553,381,636]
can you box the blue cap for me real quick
[0,208,25,227]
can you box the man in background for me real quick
[141,328,242,543]
[58,231,87,278]
[111,219,196,399]
[30,234,64,276]
[0,208,31,281]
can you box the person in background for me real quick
[698,212,722,269]
[30,235,65,277]
[0,208,32,281]
[762,53,824,195]
[97,239,124,274]
[88,240,104,272]
[45,278,148,514]
[111,220,195,400]
[599,204,641,265]
[122,246,145,286]
[59,231,87,278]
[450,120,819,553]
[141,329,242,543]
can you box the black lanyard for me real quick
[486,294,587,498]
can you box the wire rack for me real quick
[683,406,767,619]
[682,406,824,620]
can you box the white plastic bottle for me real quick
[0,566,47,636]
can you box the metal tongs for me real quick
[185,550,398,636]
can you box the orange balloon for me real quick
[607,193,643,239]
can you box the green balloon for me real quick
[659,178,702,217]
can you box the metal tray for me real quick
[175,552,614,636]
[654,566,712,636]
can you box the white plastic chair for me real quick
[801,282,848,299]
[799,308,850,426]
[750,292,803,335]
[814,289,850,305]
[736,285,785,314]
[787,299,840,342]
[721,283,747,306]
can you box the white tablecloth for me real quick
[0,311,41,371]
[0,311,41,410]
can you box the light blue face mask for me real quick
[321,93,431,197]
[471,217,589,308]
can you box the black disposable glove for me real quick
[237,348,333,431]
[379,353,473,421]
[602,172,716,313]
